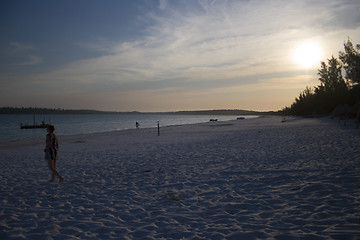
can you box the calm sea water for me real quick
[0,114,257,142]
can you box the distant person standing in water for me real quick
[44,125,64,183]
[136,121,140,129]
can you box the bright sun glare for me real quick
[293,41,322,68]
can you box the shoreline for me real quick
[0,115,264,150]
[0,113,258,144]
[1,115,360,239]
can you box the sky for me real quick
[1,0,360,112]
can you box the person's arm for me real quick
[55,135,59,150]
[45,134,50,152]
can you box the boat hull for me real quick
[20,124,48,129]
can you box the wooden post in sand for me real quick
[157,121,160,136]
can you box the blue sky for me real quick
[1,0,359,111]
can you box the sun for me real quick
[293,41,322,68]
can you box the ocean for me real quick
[0,114,257,142]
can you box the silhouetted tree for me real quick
[283,40,359,116]
[289,86,316,115]
[317,56,347,93]
[339,39,360,85]
[312,57,348,114]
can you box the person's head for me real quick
[47,125,55,133]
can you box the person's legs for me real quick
[52,158,64,183]
[47,159,55,182]
[46,152,55,181]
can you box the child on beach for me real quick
[44,125,64,183]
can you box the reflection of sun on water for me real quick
[293,42,322,68]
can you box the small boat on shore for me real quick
[20,122,48,129]
[20,114,49,129]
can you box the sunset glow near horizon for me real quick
[1,0,360,112]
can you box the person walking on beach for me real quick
[44,125,64,183]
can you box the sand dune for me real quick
[1,116,359,239]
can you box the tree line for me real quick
[282,39,360,116]
[0,107,112,114]
[0,107,275,115]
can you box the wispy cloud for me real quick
[158,0,167,10]
[9,42,42,66]
[10,42,34,52]
[22,55,42,65]
[2,0,359,111]
[38,1,315,85]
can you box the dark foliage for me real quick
[283,40,360,116]
[0,107,276,115]
[0,107,116,114]
[339,39,360,85]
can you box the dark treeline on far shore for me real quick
[0,107,144,115]
[0,107,277,116]
[156,109,278,115]
[282,39,360,118]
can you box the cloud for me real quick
[158,0,167,10]
[8,42,42,66]
[34,1,360,85]
[321,0,360,29]
[10,42,34,53]
[22,55,42,65]
[4,0,359,111]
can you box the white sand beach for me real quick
[0,116,360,240]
